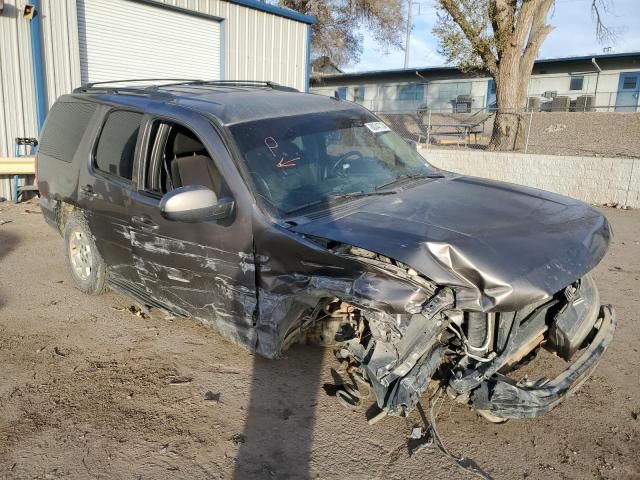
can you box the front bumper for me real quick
[470,304,616,418]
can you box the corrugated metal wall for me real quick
[41,0,82,107]
[156,0,309,91]
[0,0,310,164]
[77,0,222,83]
[0,0,39,158]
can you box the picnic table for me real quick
[422,123,483,145]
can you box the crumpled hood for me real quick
[291,175,612,311]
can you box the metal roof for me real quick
[227,0,315,24]
[317,50,640,81]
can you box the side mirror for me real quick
[159,185,234,222]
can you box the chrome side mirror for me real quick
[159,185,234,222]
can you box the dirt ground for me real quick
[0,200,638,480]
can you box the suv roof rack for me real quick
[73,79,299,96]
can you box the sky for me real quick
[343,0,640,73]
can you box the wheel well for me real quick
[55,201,78,234]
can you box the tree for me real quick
[433,0,614,151]
[274,1,406,67]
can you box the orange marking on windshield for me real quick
[277,156,299,168]
[264,136,279,157]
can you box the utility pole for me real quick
[404,0,414,68]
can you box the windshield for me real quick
[228,109,437,215]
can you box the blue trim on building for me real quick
[316,51,640,82]
[30,0,48,132]
[228,0,315,24]
[219,19,226,80]
[535,51,640,64]
[305,25,312,92]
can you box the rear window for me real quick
[39,102,97,162]
[94,110,143,180]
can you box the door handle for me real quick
[131,215,159,232]
[81,185,98,198]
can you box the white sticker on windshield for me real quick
[365,122,391,134]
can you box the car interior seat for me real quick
[169,128,224,197]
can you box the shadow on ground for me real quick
[233,346,325,480]
[0,228,18,310]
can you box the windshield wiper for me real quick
[375,171,444,191]
[285,190,397,215]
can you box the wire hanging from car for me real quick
[414,386,494,480]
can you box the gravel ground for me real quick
[0,200,639,480]
[380,112,640,158]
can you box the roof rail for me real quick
[158,80,299,92]
[75,78,202,90]
[74,79,299,95]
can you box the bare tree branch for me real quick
[438,0,498,75]
[276,0,405,67]
[591,0,616,44]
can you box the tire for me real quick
[64,212,108,295]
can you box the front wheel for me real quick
[64,212,107,295]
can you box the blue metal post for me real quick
[12,176,19,204]
[30,0,48,132]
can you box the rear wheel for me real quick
[64,212,107,294]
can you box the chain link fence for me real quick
[377,105,640,158]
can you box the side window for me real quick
[143,122,226,197]
[39,102,97,162]
[94,110,143,180]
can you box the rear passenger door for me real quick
[128,112,257,346]
[77,108,144,289]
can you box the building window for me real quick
[353,86,365,102]
[622,76,638,89]
[335,87,348,100]
[569,76,584,91]
[397,83,424,101]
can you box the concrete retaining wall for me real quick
[421,148,640,208]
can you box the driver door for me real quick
[128,112,257,346]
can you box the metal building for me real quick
[312,51,640,114]
[0,0,314,198]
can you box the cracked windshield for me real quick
[229,109,438,214]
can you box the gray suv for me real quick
[37,80,616,422]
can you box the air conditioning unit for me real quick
[455,95,473,113]
[575,95,595,112]
[527,97,542,111]
[551,96,570,112]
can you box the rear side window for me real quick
[39,102,97,162]
[94,110,143,180]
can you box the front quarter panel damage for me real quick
[251,223,460,415]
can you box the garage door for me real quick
[77,0,221,84]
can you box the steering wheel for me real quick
[329,151,364,178]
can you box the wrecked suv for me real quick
[37,80,616,422]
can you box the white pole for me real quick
[404,0,413,68]
[524,110,533,153]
